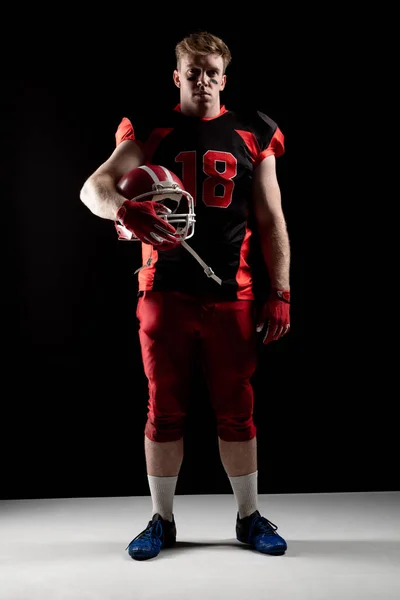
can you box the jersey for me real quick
[115,104,285,301]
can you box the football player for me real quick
[80,31,290,561]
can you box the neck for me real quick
[180,99,221,119]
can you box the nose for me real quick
[196,72,208,87]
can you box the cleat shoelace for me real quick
[125,520,163,551]
[249,516,278,539]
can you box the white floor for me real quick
[0,491,399,600]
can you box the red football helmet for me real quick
[115,164,195,241]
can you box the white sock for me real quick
[228,471,258,519]
[147,475,178,522]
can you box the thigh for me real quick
[200,300,257,408]
[137,291,200,408]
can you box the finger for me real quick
[156,238,181,251]
[263,321,279,344]
[274,322,290,341]
[154,223,177,236]
[272,323,279,339]
[150,233,165,244]
[256,322,264,333]
[156,230,177,240]
[150,232,175,244]
[155,205,172,214]
[156,231,179,241]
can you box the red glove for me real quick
[256,288,290,344]
[116,200,180,251]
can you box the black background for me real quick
[1,26,396,500]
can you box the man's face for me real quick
[173,53,226,116]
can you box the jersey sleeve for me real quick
[115,117,136,146]
[253,111,285,167]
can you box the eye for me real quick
[187,69,198,81]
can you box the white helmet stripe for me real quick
[160,166,174,182]
[139,165,160,184]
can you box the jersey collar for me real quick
[173,104,228,120]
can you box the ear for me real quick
[173,70,180,88]
[220,74,226,91]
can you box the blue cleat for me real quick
[126,513,177,560]
[236,510,287,555]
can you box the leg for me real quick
[200,299,258,517]
[144,436,184,521]
[145,435,184,477]
[137,291,199,519]
[126,292,199,559]
[218,436,257,477]
[219,437,258,520]
[200,299,288,554]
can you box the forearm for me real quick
[258,217,291,290]
[80,173,126,221]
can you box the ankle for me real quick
[228,471,258,519]
[148,474,178,522]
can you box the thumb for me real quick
[154,204,172,215]
[256,302,269,331]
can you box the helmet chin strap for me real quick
[133,240,222,286]
[180,240,222,285]
[156,194,222,284]
[117,189,222,285]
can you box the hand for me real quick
[256,288,290,344]
[116,200,180,251]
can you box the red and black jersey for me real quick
[115,104,285,300]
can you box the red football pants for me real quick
[136,291,258,443]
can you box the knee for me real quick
[217,416,257,442]
[145,416,185,443]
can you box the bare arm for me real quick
[80,139,145,221]
[252,154,290,290]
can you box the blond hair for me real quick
[175,31,232,73]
